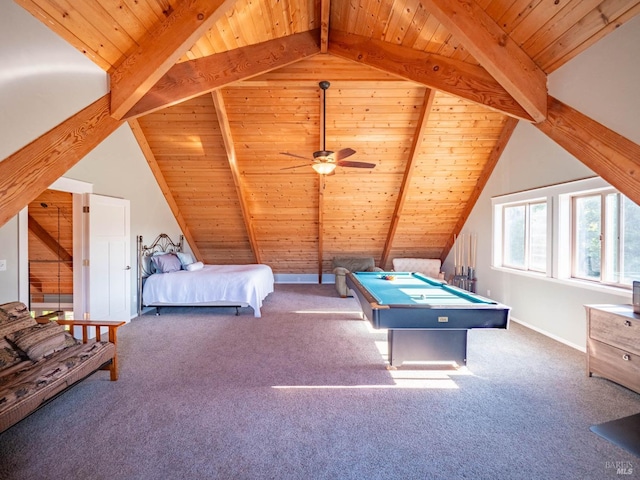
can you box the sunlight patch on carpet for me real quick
[271,381,459,390]
[272,366,473,390]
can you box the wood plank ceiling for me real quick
[14,0,640,277]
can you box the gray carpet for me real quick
[1,284,640,479]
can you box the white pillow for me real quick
[186,261,204,271]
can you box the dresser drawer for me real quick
[589,308,640,355]
[588,339,640,393]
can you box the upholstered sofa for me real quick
[392,258,446,280]
[0,301,125,433]
[332,257,383,297]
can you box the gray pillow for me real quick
[151,253,182,274]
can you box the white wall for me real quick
[0,218,20,303]
[0,2,180,316]
[0,1,107,158]
[0,1,105,304]
[446,15,640,350]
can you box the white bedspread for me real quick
[142,264,274,317]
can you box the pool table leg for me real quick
[388,329,468,367]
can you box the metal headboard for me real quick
[136,234,184,316]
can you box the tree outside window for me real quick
[574,191,640,286]
[502,202,547,272]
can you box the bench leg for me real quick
[110,357,118,381]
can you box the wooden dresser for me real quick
[585,304,640,394]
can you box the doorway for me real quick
[19,179,131,323]
[27,190,73,319]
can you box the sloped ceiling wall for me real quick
[4,0,640,278]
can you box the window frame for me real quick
[499,200,548,273]
[570,192,603,282]
[569,188,640,288]
[492,177,635,295]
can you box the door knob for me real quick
[125,266,131,270]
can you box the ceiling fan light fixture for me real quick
[312,162,337,175]
[313,150,334,160]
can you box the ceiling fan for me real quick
[280,81,376,175]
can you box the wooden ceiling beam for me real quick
[127,118,203,262]
[536,96,640,206]
[0,94,121,228]
[123,30,321,119]
[210,90,261,264]
[27,215,73,266]
[110,0,236,120]
[328,30,534,121]
[320,0,331,53]
[422,0,547,122]
[439,116,519,264]
[29,275,44,294]
[380,88,437,269]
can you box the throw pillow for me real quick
[6,322,67,361]
[0,302,37,338]
[0,337,25,371]
[151,253,182,274]
[185,261,204,271]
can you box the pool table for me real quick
[346,271,510,367]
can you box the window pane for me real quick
[621,196,640,284]
[529,203,547,272]
[604,193,619,283]
[504,205,525,268]
[574,195,601,279]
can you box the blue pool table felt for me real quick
[352,272,495,307]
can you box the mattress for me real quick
[142,264,274,317]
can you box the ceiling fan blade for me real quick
[337,160,376,169]
[334,148,356,161]
[280,152,312,161]
[280,163,312,170]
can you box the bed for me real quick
[137,234,274,318]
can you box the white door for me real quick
[86,194,130,321]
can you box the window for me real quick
[572,190,640,286]
[573,194,601,280]
[492,177,640,292]
[502,202,547,272]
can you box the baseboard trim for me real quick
[274,274,324,284]
[510,316,585,352]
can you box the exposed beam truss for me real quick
[27,215,73,269]
[123,30,321,119]
[536,96,640,206]
[211,90,261,263]
[320,0,331,53]
[110,0,236,120]
[422,0,547,122]
[328,30,534,121]
[0,94,121,228]
[380,88,437,269]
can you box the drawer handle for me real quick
[623,354,631,361]
[625,320,632,327]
